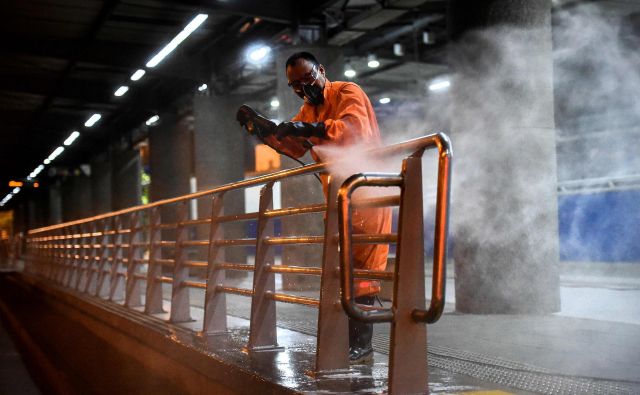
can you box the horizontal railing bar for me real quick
[264,236,324,245]
[269,265,322,275]
[184,260,208,268]
[214,262,255,271]
[352,195,401,208]
[155,259,175,266]
[158,223,177,229]
[213,212,259,223]
[216,286,253,297]
[213,239,256,246]
[353,269,394,280]
[180,218,211,226]
[263,203,327,218]
[266,292,320,307]
[153,241,176,247]
[158,276,173,284]
[133,273,146,280]
[182,280,207,289]
[181,240,209,247]
[29,134,443,234]
[352,233,398,244]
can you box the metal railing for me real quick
[22,133,452,394]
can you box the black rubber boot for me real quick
[348,295,375,364]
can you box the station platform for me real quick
[0,265,639,394]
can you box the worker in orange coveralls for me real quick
[236,52,391,364]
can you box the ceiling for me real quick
[1,0,638,205]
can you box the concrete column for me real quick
[27,192,47,230]
[91,154,112,215]
[149,111,192,226]
[112,149,141,210]
[448,0,560,313]
[48,182,62,225]
[275,47,343,290]
[61,174,92,222]
[193,94,247,267]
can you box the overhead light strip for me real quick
[6,14,210,205]
[146,14,208,68]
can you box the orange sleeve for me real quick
[261,109,308,158]
[323,83,371,144]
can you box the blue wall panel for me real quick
[558,189,640,262]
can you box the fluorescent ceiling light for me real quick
[85,114,101,127]
[367,54,380,68]
[393,43,404,57]
[130,69,146,81]
[270,98,280,108]
[428,80,451,92]
[146,14,209,68]
[379,97,391,104]
[246,45,271,64]
[197,83,208,92]
[344,64,356,78]
[48,147,65,162]
[0,194,12,206]
[12,187,21,194]
[63,131,80,146]
[145,115,160,126]
[114,86,129,97]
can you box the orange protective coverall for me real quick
[265,80,392,296]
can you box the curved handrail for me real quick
[337,132,452,324]
[28,133,451,235]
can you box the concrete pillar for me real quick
[112,149,141,210]
[48,182,62,225]
[448,0,560,313]
[27,192,47,230]
[91,155,112,215]
[148,110,193,261]
[193,94,246,267]
[61,174,92,222]
[275,47,344,290]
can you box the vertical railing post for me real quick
[54,230,64,283]
[76,222,91,291]
[388,156,428,394]
[247,182,279,351]
[125,211,143,307]
[145,207,164,314]
[202,193,227,335]
[66,225,79,287]
[170,201,191,322]
[109,216,124,301]
[315,174,350,372]
[84,222,98,293]
[95,218,111,298]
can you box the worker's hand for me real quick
[236,105,276,138]
[275,121,326,141]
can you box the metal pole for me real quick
[170,201,191,322]
[145,207,164,314]
[109,216,124,301]
[125,211,143,307]
[247,182,280,351]
[315,174,349,372]
[388,156,428,394]
[202,193,227,335]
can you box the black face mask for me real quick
[302,83,324,106]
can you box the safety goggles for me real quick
[287,64,320,90]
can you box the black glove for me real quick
[236,104,276,138]
[275,121,326,141]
